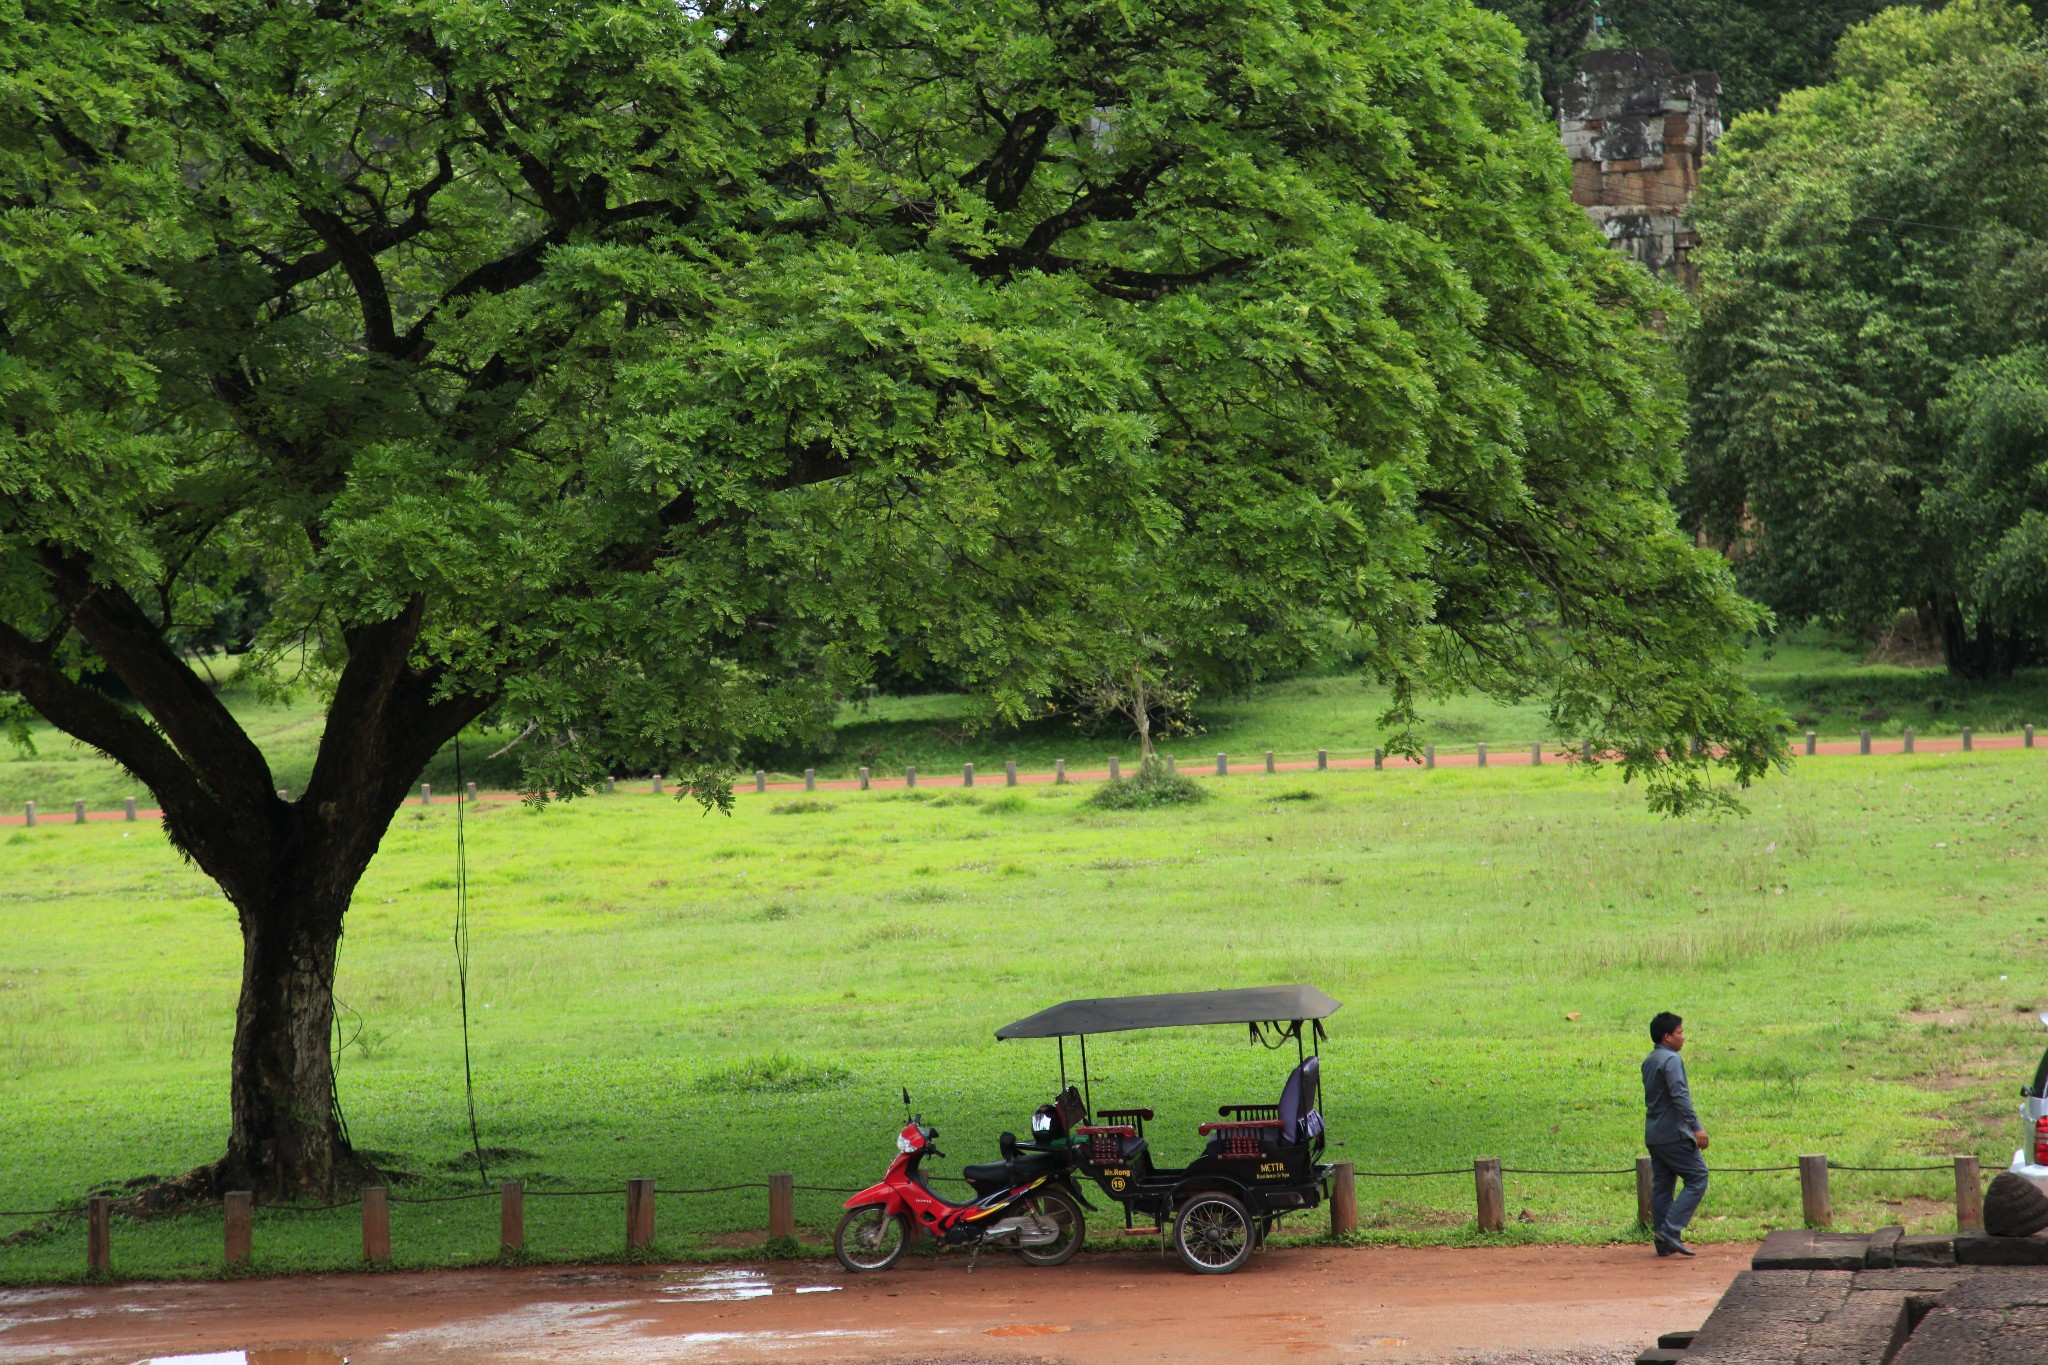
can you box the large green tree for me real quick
[1681,0,2048,678]
[2,0,1778,1199]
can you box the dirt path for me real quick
[1,1242,1748,1365]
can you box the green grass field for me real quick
[4,745,2045,1283]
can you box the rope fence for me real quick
[13,1149,1999,1276]
[5,722,2039,830]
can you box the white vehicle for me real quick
[2011,1038,2048,1185]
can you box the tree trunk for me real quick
[1130,667,1154,770]
[216,882,365,1200]
[1936,602,2027,681]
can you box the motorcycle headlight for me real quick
[897,1134,917,1153]
[1031,1112,1053,1134]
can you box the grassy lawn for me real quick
[3,747,2045,1282]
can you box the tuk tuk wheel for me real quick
[834,1204,909,1272]
[1173,1192,1254,1274]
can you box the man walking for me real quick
[1643,1011,1709,1256]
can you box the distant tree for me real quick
[1681,0,2048,678]
[2,0,1779,1201]
[1599,1,1939,117]
[1473,1,1600,110]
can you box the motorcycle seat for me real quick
[961,1147,1068,1186]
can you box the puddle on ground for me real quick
[660,1269,841,1302]
[135,1353,346,1365]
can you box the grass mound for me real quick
[693,1053,852,1095]
[1087,765,1208,810]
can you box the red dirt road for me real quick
[0,1243,1749,1365]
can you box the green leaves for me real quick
[1,0,1777,821]
[1683,0,2048,679]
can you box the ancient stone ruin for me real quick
[1560,49,1722,290]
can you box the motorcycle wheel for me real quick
[834,1204,909,1272]
[1014,1187,1086,1266]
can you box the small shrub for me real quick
[1270,789,1319,803]
[769,799,833,815]
[694,1053,852,1095]
[897,886,949,904]
[981,793,1029,815]
[928,792,979,808]
[756,902,795,922]
[1087,766,1208,810]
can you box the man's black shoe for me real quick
[1654,1232,1696,1257]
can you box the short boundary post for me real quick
[1475,743,1486,768]
[627,1178,655,1251]
[803,768,815,792]
[87,1196,110,1275]
[1264,750,1275,774]
[1329,1161,1357,1237]
[1005,761,1017,787]
[1859,730,1871,756]
[858,767,870,791]
[1474,1158,1505,1233]
[1531,742,1542,767]
[1316,749,1327,771]
[1955,1155,1983,1232]
[1806,731,1817,756]
[1799,1155,1831,1228]
[769,1172,795,1240]
[963,762,974,788]
[501,1180,525,1254]
[362,1186,391,1262]
[224,1190,252,1267]
[1635,1156,1654,1229]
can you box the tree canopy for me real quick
[1681,0,2048,678]
[1477,1,1942,118]
[2,0,1778,1197]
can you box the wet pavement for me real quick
[0,1244,1749,1364]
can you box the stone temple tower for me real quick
[1559,50,1722,290]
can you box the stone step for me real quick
[1657,1330,1697,1348]
[1634,1350,1686,1365]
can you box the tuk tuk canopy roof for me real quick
[994,985,1341,1040]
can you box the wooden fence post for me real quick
[1903,727,1914,754]
[1265,750,1275,774]
[1215,752,1226,776]
[124,796,137,821]
[22,800,33,827]
[2027,723,2035,749]
[1108,757,1120,781]
[224,1190,252,1266]
[769,1172,796,1240]
[1317,749,1327,770]
[652,773,664,794]
[1005,761,1018,786]
[1806,731,1817,756]
[1373,747,1383,770]
[362,1186,390,1262]
[858,767,870,790]
[1424,744,1435,770]
[907,765,919,789]
[1955,1155,1983,1232]
[803,768,815,791]
[73,799,85,824]
[466,781,478,803]
[1476,743,1486,768]
[87,1196,110,1275]
[1328,1161,1358,1236]
[1799,1155,1831,1228]
[1531,742,1542,767]
[626,1178,655,1251]
[605,776,616,793]
[501,1180,524,1253]
[1962,726,1973,752]
[1636,1156,1654,1229]
[420,783,431,805]
[1055,759,1066,782]
[1859,730,1871,755]
[1474,1158,1505,1233]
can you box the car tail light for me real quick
[2035,1115,2048,1166]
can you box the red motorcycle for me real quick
[834,1090,1088,1273]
